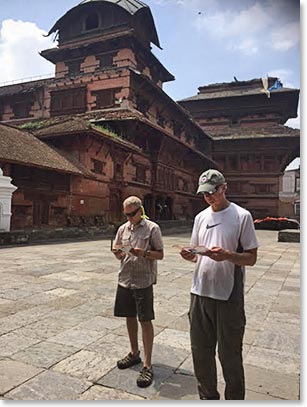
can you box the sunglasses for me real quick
[202,185,222,196]
[124,207,141,218]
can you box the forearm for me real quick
[224,250,257,266]
[145,249,164,260]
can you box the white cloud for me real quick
[271,22,300,51]
[193,1,299,56]
[195,3,271,38]
[227,38,259,55]
[151,0,213,7]
[0,19,55,84]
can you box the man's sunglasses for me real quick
[202,185,222,196]
[124,207,141,217]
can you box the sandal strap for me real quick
[117,351,141,369]
[139,367,153,380]
[122,353,134,363]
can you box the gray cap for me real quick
[197,169,225,194]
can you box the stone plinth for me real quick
[0,168,17,232]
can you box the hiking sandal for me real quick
[117,351,141,369]
[137,366,154,387]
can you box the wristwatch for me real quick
[143,250,150,258]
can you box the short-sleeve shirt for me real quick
[114,219,164,289]
[190,202,259,300]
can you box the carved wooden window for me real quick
[135,164,146,183]
[13,101,31,119]
[50,87,86,116]
[114,163,123,180]
[240,154,249,171]
[12,95,33,119]
[263,155,277,171]
[250,154,262,170]
[172,120,182,138]
[91,158,106,174]
[85,13,99,30]
[33,200,50,226]
[136,95,150,116]
[227,155,238,170]
[93,88,120,109]
[254,184,272,194]
[66,60,81,77]
[227,181,240,193]
[98,53,115,70]
[12,167,69,192]
[156,109,165,128]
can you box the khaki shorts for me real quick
[114,284,154,322]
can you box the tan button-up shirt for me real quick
[114,219,164,289]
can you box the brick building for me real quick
[179,78,300,219]
[0,0,300,229]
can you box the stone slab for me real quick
[76,315,124,331]
[154,328,191,351]
[245,363,300,400]
[47,327,104,348]
[78,384,145,400]
[98,364,173,398]
[152,343,190,370]
[0,359,43,395]
[244,346,300,375]
[5,370,91,400]
[11,341,80,369]
[0,332,41,357]
[52,349,116,382]
[154,372,199,400]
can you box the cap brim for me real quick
[197,183,216,194]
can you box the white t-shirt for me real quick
[190,202,259,300]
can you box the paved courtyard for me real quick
[0,230,300,400]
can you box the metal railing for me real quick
[0,73,55,86]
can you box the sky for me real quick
[0,0,302,168]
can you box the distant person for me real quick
[179,169,259,400]
[112,196,164,388]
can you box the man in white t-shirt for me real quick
[180,169,259,400]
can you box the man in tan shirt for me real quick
[112,196,164,388]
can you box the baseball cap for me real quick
[197,169,225,194]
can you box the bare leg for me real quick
[126,317,139,355]
[140,320,154,367]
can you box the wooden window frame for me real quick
[91,158,106,174]
[50,87,87,116]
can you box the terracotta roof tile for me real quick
[31,115,141,152]
[0,123,84,175]
[205,124,300,140]
[0,78,54,97]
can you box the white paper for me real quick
[114,245,135,256]
[172,244,210,255]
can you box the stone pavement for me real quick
[0,230,300,400]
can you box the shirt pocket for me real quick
[121,230,132,246]
[136,234,151,250]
